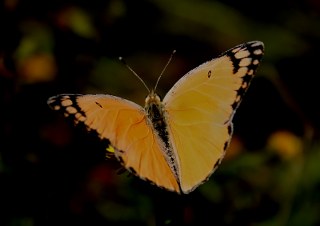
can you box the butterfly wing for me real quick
[163,41,264,193]
[48,94,180,192]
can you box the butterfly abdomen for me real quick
[144,92,181,185]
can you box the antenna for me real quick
[154,50,176,92]
[119,50,176,93]
[118,57,150,93]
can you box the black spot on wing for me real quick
[214,158,221,169]
[231,101,238,110]
[236,86,246,98]
[116,167,127,175]
[223,125,233,150]
[228,124,233,135]
[242,74,252,84]
[223,141,229,151]
[95,101,103,108]
[128,166,137,175]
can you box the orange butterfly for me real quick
[47,41,264,194]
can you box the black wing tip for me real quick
[47,93,112,146]
[218,41,264,60]
[231,40,264,53]
[246,40,264,46]
[47,94,83,110]
[241,40,265,50]
[47,95,62,111]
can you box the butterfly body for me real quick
[48,41,264,194]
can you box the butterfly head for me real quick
[145,90,161,107]
[144,90,164,121]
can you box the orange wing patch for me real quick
[48,94,180,193]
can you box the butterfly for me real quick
[47,41,264,194]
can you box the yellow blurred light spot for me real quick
[106,145,115,153]
[56,7,96,38]
[4,0,18,11]
[267,130,302,160]
[106,145,115,159]
[18,53,56,83]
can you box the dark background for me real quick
[1,0,320,225]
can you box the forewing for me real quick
[48,94,180,192]
[163,41,264,193]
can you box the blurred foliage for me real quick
[1,0,320,226]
